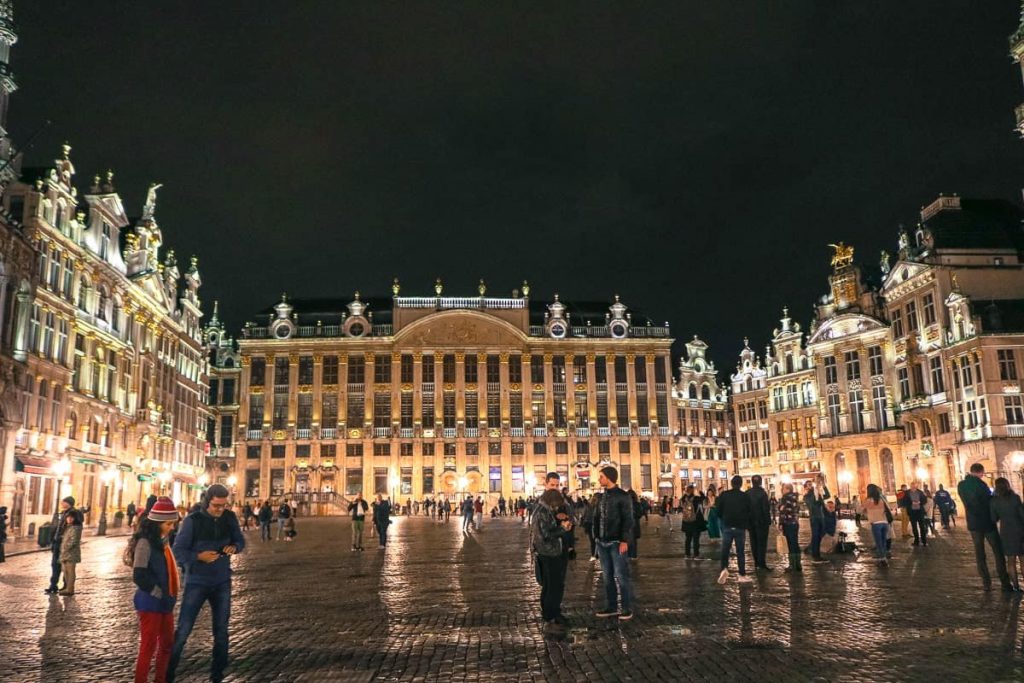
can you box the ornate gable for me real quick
[393,310,528,349]
[807,312,888,346]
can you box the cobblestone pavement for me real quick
[2,513,1024,682]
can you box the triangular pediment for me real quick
[807,313,888,346]
[881,260,930,292]
[131,271,173,312]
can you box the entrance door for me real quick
[295,472,309,494]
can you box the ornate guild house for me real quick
[210,281,681,513]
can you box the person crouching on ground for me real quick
[129,496,180,683]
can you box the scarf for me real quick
[163,543,180,598]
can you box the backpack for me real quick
[279,504,291,519]
[122,535,140,568]
[679,497,696,523]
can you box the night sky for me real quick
[8,2,1023,368]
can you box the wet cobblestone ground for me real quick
[1,514,1024,682]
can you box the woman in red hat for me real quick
[126,496,180,683]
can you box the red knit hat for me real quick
[148,496,179,522]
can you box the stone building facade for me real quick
[218,285,677,512]
[673,337,734,495]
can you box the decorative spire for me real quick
[827,242,854,269]
[211,300,220,324]
[522,280,530,297]
[434,277,443,296]
[392,277,400,296]
[478,278,486,296]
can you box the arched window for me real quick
[921,419,932,437]
[688,383,698,400]
[97,286,109,322]
[745,377,752,392]
[104,421,112,447]
[905,421,917,440]
[77,277,89,312]
[67,411,77,438]
[835,451,847,480]
[701,384,711,401]
[111,297,121,333]
[785,354,794,374]
[53,203,63,231]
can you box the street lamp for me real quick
[838,470,853,502]
[389,473,400,509]
[51,457,71,524]
[915,467,928,484]
[157,470,172,494]
[97,468,117,536]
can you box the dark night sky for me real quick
[7,2,1023,368]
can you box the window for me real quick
[322,394,338,426]
[421,390,435,429]
[246,470,261,498]
[872,387,888,429]
[595,356,607,383]
[422,442,434,456]
[897,367,910,402]
[347,394,364,427]
[373,394,391,429]
[512,466,524,492]
[271,445,286,459]
[219,415,233,448]
[772,387,783,411]
[373,443,390,456]
[400,442,413,456]
[400,394,413,429]
[786,385,797,410]
[348,356,365,384]
[939,412,951,434]
[422,356,434,383]
[465,354,478,383]
[509,355,522,383]
[345,468,363,495]
[489,466,502,492]
[906,300,919,333]
[533,441,547,455]
[912,363,925,397]
[555,441,569,455]
[776,420,787,450]
[891,308,904,338]
[272,394,288,430]
[824,356,837,384]
[373,468,388,494]
[960,357,973,387]
[1005,396,1024,425]
[487,355,501,384]
[247,445,261,459]
[827,393,840,434]
[530,355,544,384]
[443,354,456,383]
[867,346,882,377]
[999,350,1018,381]
[322,356,339,384]
[641,464,652,491]
[346,443,363,457]
[249,357,265,386]
[848,391,864,433]
[221,379,235,405]
[374,354,390,384]
[297,394,313,430]
[598,440,610,455]
[298,356,314,384]
[400,355,414,383]
[618,440,630,454]
[465,393,478,429]
[923,293,936,326]
[56,320,68,366]
[929,356,945,394]
[422,467,434,494]
[573,356,587,384]
[844,351,860,381]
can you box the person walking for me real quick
[990,477,1024,592]
[129,496,180,683]
[257,500,273,542]
[531,478,574,627]
[127,501,138,529]
[474,496,484,531]
[851,495,862,528]
[593,466,635,620]
[166,484,245,683]
[44,496,77,594]
[802,478,831,563]
[862,484,892,566]
[901,481,929,546]
[241,502,253,531]
[958,463,1013,592]
[896,484,910,539]
[716,475,753,585]
[705,485,721,541]
[276,500,292,541]
[934,485,954,530]
[348,492,368,551]
[373,494,392,548]
[499,495,507,516]
[769,493,778,525]
[461,495,475,532]
[581,492,600,561]
[679,485,707,559]
[0,505,7,564]
[778,483,801,573]
[58,503,83,596]
[747,475,772,570]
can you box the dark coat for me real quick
[593,487,634,543]
[747,486,771,529]
[958,476,997,533]
[991,493,1024,556]
[716,489,753,530]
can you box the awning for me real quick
[76,457,101,466]
[117,464,133,472]
[174,473,197,485]
[16,454,55,476]
[137,474,154,482]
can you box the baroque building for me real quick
[729,340,770,488]
[217,283,676,513]
[673,336,733,494]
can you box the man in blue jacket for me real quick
[166,484,245,683]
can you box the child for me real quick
[127,496,180,683]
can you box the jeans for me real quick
[782,522,800,554]
[809,517,824,559]
[537,554,568,621]
[749,523,769,567]
[720,526,747,576]
[352,519,365,548]
[277,517,287,540]
[909,511,928,543]
[377,520,388,546]
[939,508,951,528]
[970,529,1010,588]
[135,610,174,683]
[871,522,889,559]
[260,522,271,541]
[166,581,232,683]
[48,544,62,590]
[596,540,633,612]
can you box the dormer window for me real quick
[101,222,111,260]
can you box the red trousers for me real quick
[135,610,174,683]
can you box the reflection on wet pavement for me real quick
[2,515,1024,681]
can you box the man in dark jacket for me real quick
[44,496,77,594]
[373,495,392,548]
[531,473,575,626]
[716,476,754,584]
[257,500,273,542]
[747,475,772,571]
[901,481,929,546]
[167,484,245,683]
[802,478,831,562]
[592,466,635,619]
[958,463,1012,591]
[933,484,954,529]
[276,500,292,541]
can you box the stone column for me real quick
[11,283,30,362]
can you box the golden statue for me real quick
[828,242,854,268]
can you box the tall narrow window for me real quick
[999,350,1018,381]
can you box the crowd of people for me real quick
[32,459,1024,679]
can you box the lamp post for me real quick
[97,468,117,535]
[226,474,238,502]
[390,473,400,511]
[157,470,172,497]
[51,457,71,525]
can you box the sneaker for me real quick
[737,575,753,584]
[43,587,58,594]
[595,609,618,618]
[618,611,633,620]
[717,569,729,584]
[590,556,598,562]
